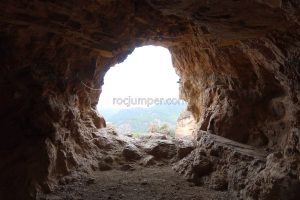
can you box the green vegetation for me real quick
[132,132,142,138]
[149,122,175,137]
[100,104,187,134]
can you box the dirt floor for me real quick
[42,166,232,200]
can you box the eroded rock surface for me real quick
[0,0,299,199]
[174,130,300,199]
[175,110,196,139]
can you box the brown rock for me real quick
[176,139,195,159]
[0,1,299,199]
[175,110,196,139]
[120,164,135,171]
[209,173,228,191]
[143,140,177,159]
[98,162,112,171]
[140,155,156,167]
[122,144,142,161]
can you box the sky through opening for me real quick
[97,45,183,110]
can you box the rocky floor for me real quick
[41,166,232,200]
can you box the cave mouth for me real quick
[97,45,188,138]
[1,0,299,199]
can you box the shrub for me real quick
[148,122,175,137]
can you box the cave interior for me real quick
[0,0,300,199]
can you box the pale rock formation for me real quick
[175,110,197,139]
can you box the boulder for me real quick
[143,140,177,159]
[176,139,194,159]
[122,144,142,161]
[140,155,156,166]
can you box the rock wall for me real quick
[0,28,108,199]
[173,30,300,147]
[175,110,196,139]
[0,0,299,199]
[172,23,300,199]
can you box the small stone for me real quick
[140,155,156,166]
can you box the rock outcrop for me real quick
[174,130,300,199]
[122,144,142,161]
[0,0,299,199]
[175,110,196,139]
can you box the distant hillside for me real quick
[99,104,187,134]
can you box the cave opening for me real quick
[1,1,300,199]
[97,45,189,138]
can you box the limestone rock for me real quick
[175,110,196,139]
[143,140,177,159]
[140,155,156,167]
[122,144,142,161]
[175,139,195,159]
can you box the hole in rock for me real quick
[97,45,190,138]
